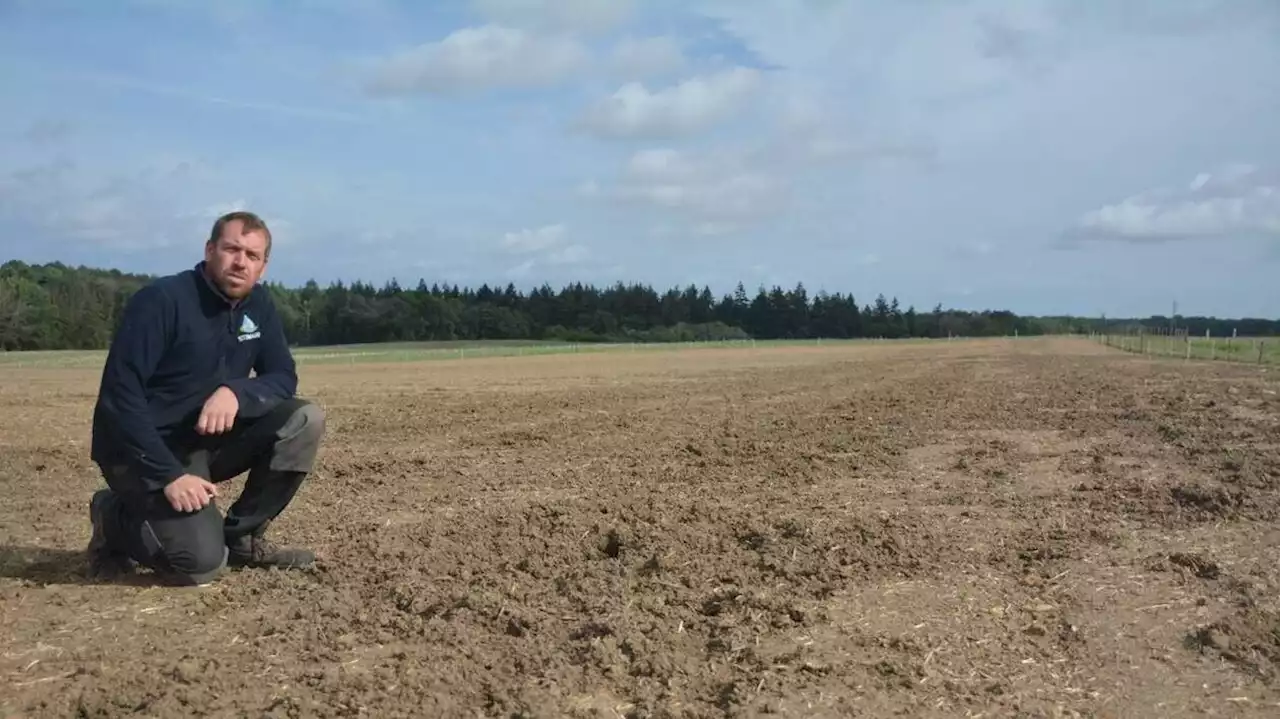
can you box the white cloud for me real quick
[1068,164,1280,243]
[498,223,588,275]
[0,155,303,253]
[173,198,293,247]
[50,196,132,244]
[624,172,778,221]
[610,36,686,79]
[576,66,763,139]
[589,147,786,226]
[504,258,536,279]
[752,74,939,170]
[548,244,589,264]
[0,157,218,251]
[364,25,587,95]
[501,223,567,252]
[471,0,633,34]
[626,148,695,180]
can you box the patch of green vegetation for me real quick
[0,336,988,369]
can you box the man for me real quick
[87,210,325,586]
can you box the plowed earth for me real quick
[2,338,1279,717]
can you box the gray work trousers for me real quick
[96,398,325,584]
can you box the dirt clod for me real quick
[1169,552,1221,579]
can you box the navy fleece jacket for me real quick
[91,263,297,492]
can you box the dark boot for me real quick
[86,489,135,580]
[227,520,314,569]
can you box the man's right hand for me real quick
[164,474,219,513]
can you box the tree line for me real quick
[0,260,1275,351]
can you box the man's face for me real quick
[204,220,269,299]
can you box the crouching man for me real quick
[87,210,323,586]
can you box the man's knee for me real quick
[164,544,227,586]
[288,401,325,446]
[141,506,228,585]
[268,400,324,473]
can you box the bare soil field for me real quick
[2,337,1279,717]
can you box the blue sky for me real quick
[1,0,1278,317]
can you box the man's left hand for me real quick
[197,386,240,435]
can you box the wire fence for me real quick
[1090,329,1278,366]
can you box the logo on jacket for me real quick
[238,314,261,342]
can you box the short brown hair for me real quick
[208,210,273,257]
